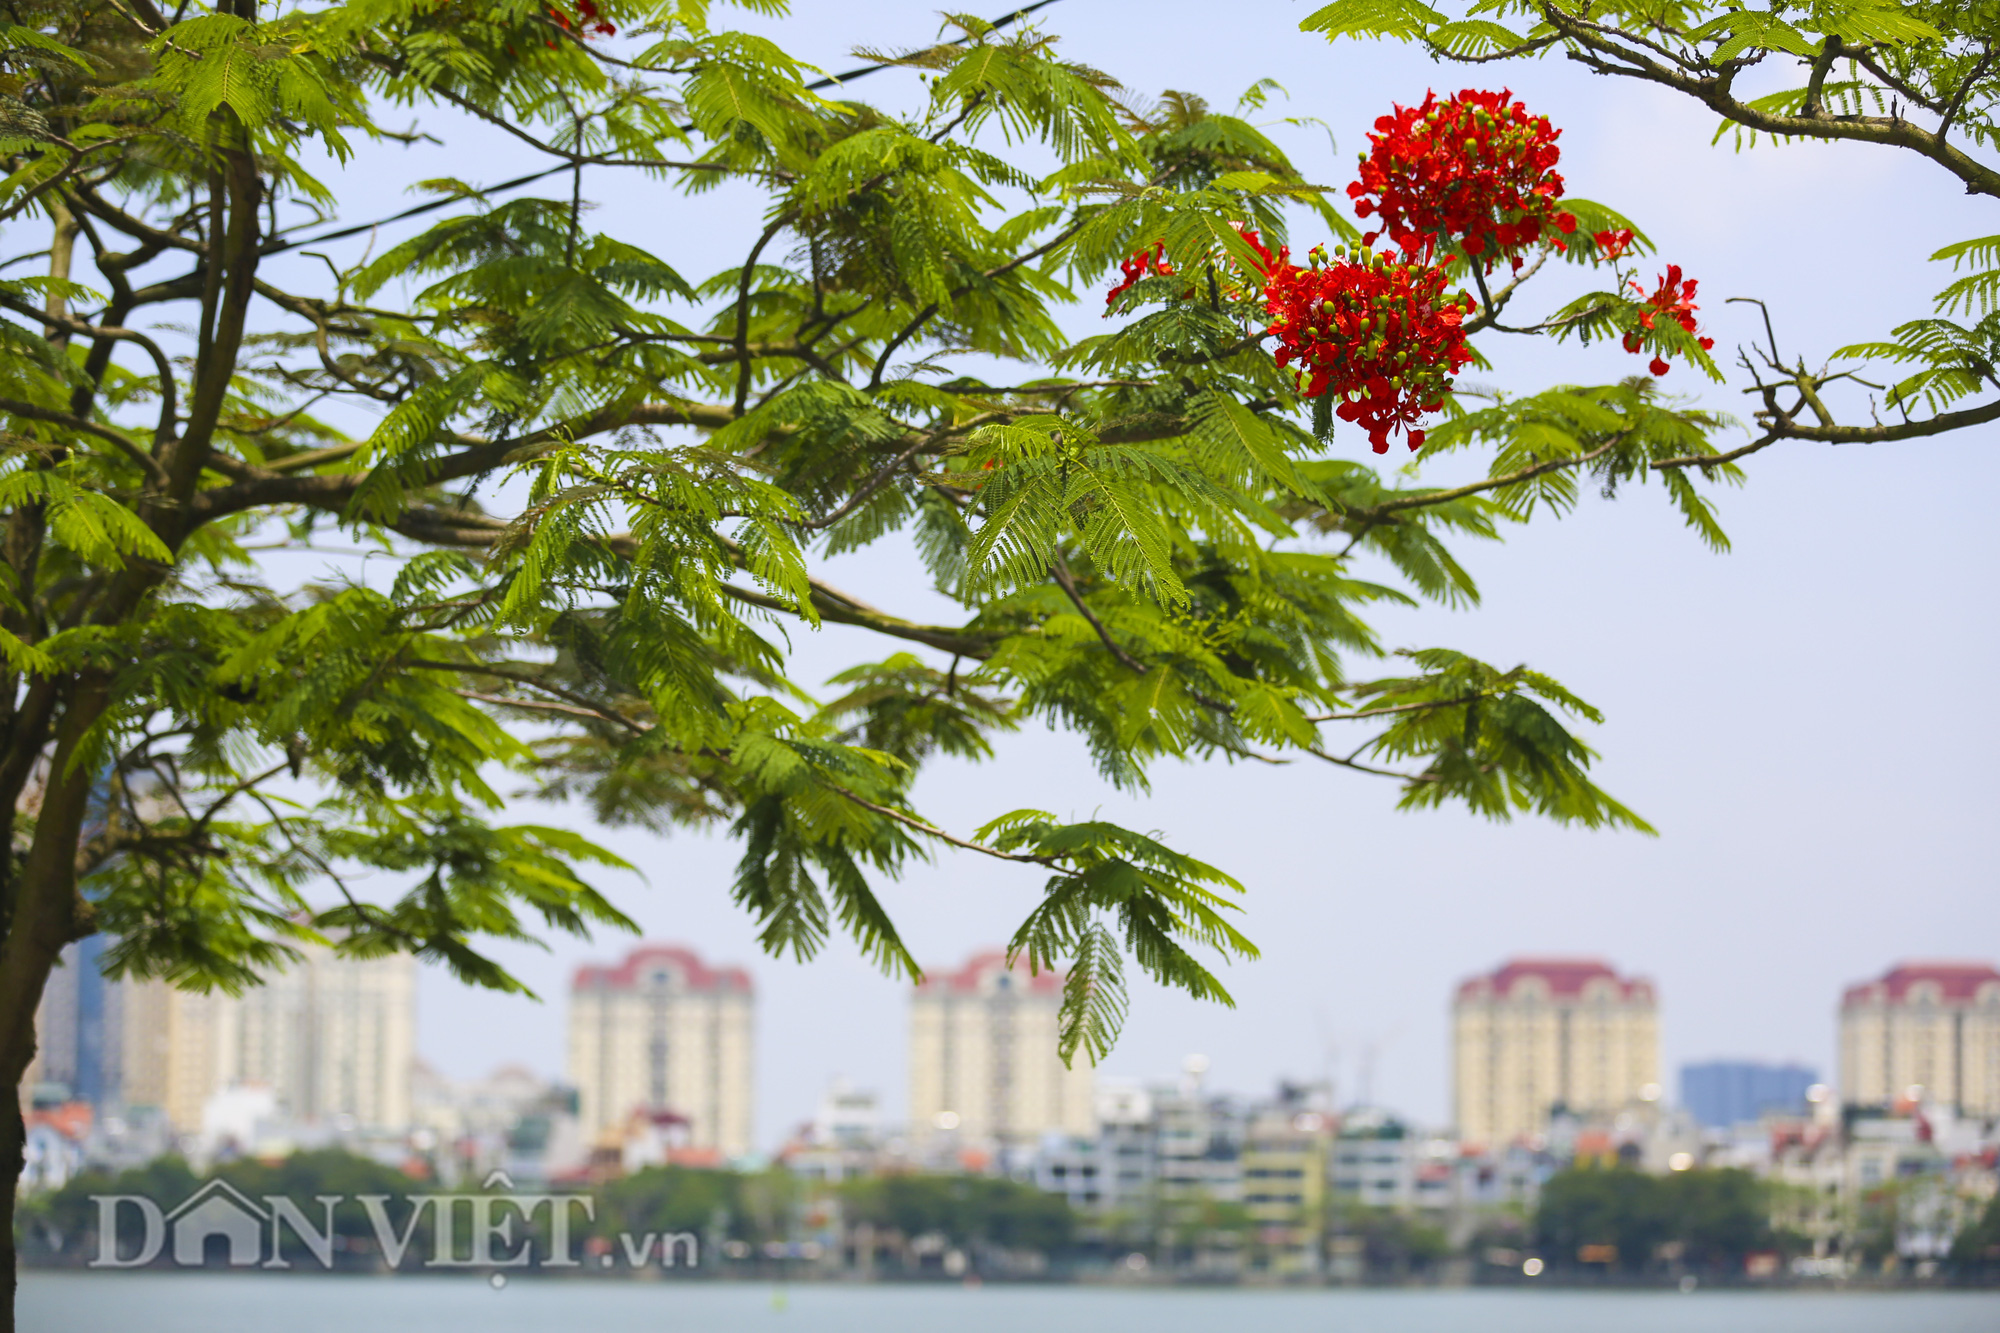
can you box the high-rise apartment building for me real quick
[240,945,416,1129]
[908,950,1094,1150]
[121,944,416,1134]
[119,980,229,1134]
[26,936,121,1106]
[1452,957,1659,1146]
[1839,961,2000,1114]
[567,943,755,1158]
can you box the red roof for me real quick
[1842,961,2000,1008]
[573,944,752,994]
[27,1102,92,1142]
[915,949,1063,995]
[1456,957,1654,1003]
[628,1107,692,1128]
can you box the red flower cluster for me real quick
[1236,225,1288,278]
[1095,91,1680,454]
[1347,89,1576,272]
[547,0,614,41]
[1594,228,1635,260]
[1621,264,1713,376]
[1104,242,1174,308]
[1262,243,1474,453]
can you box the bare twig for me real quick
[411,658,649,734]
[825,783,1068,870]
[1303,694,1483,724]
[1304,747,1436,782]
[1050,561,1147,674]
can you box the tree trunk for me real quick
[1,901,64,1333]
[2,680,108,1333]
[1,1091,23,1333]
[2,185,91,1333]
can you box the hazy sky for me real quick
[237,0,2000,1145]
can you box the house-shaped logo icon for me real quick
[166,1179,268,1266]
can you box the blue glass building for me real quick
[1680,1060,1818,1128]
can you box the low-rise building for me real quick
[1030,1131,1114,1212]
[1152,1058,1243,1207]
[412,1062,583,1185]
[784,1079,889,1183]
[1447,1139,1556,1214]
[20,1101,91,1192]
[1095,1082,1158,1215]
[1331,1108,1420,1209]
[1023,1080,1160,1216]
[1241,1097,1329,1274]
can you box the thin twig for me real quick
[1050,561,1147,673]
[826,783,1066,869]
[1302,694,1483,724]
[408,657,649,734]
[1650,432,1780,472]
[186,760,292,840]
[455,689,635,729]
[1305,748,1435,782]
[1346,435,1626,522]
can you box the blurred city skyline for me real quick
[413,937,1992,1146]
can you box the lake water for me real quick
[19,1274,2000,1333]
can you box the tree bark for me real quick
[1,1090,23,1333]
[0,674,104,1333]
[0,183,101,1332]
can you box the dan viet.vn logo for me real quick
[89,1171,697,1273]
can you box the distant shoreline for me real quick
[19,1263,1997,1293]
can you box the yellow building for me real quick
[908,951,1094,1152]
[1452,957,1659,1147]
[122,944,416,1134]
[1840,961,2000,1114]
[120,981,229,1134]
[567,943,755,1159]
[1241,1105,1329,1275]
